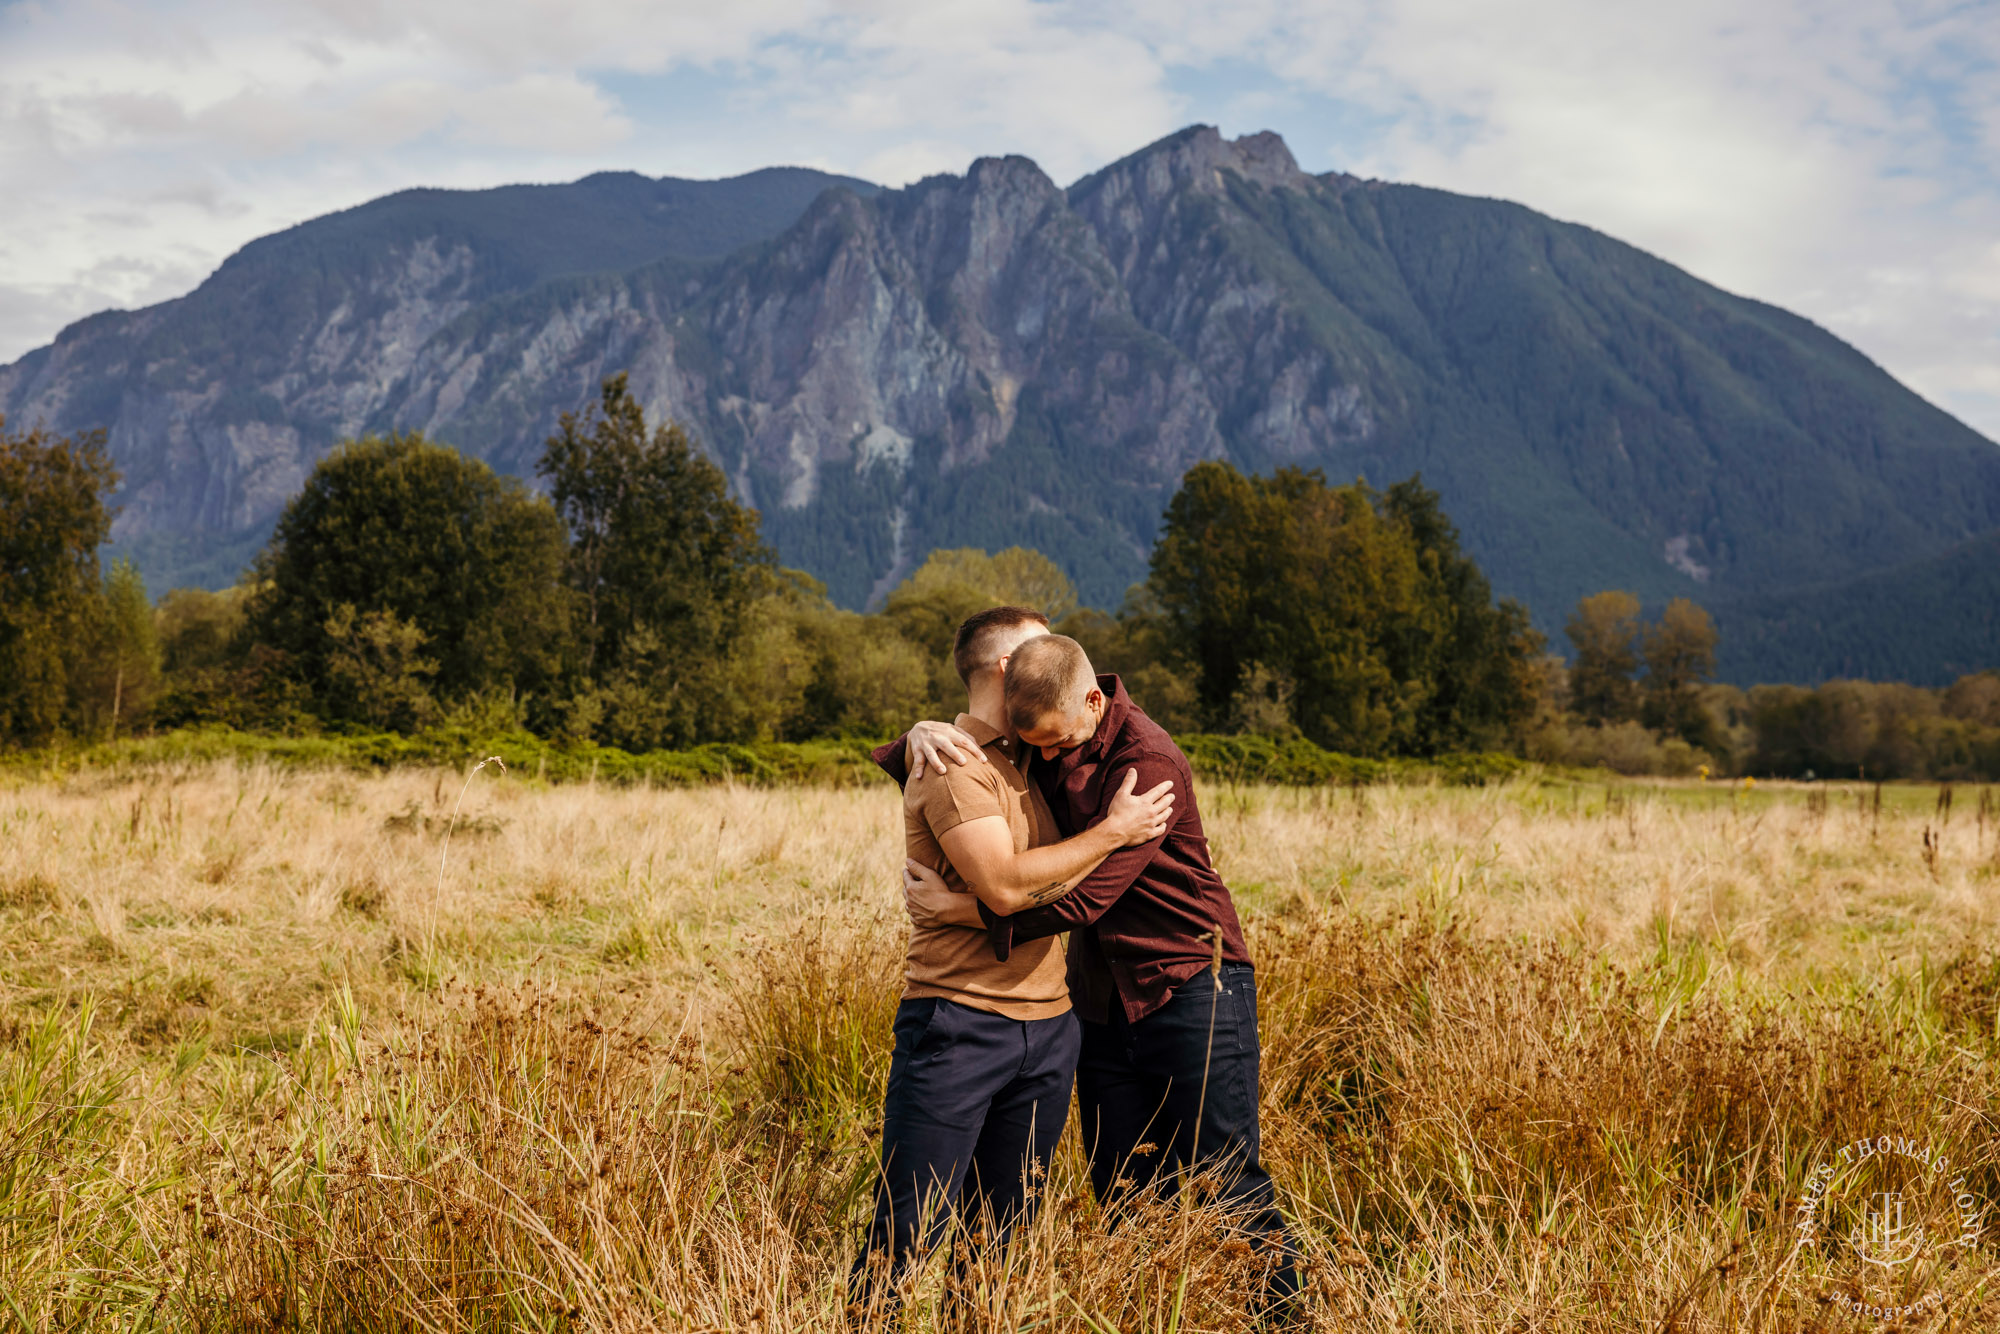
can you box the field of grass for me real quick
[3,761,1998,1330]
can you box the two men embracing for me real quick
[849,604,1301,1322]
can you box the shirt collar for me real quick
[954,712,1014,754]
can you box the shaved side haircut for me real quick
[951,605,1051,685]
[1004,634,1093,733]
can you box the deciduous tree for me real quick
[0,419,117,744]
[1147,462,1539,755]
[1565,591,1642,724]
[883,546,1079,716]
[248,432,570,727]
[151,585,308,730]
[322,605,438,732]
[539,374,771,748]
[1641,597,1719,746]
[78,558,161,737]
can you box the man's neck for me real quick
[965,678,1011,738]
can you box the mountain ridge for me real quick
[4,127,1997,684]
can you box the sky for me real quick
[3,0,1998,438]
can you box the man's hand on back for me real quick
[907,720,988,782]
[1102,767,1175,846]
[902,857,984,928]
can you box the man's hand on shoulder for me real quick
[1102,766,1175,846]
[907,720,987,782]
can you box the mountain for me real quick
[0,166,877,588]
[4,127,1997,683]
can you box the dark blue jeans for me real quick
[1077,964,1301,1305]
[850,998,1080,1309]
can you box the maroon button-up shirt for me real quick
[873,674,1251,1025]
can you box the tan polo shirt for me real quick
[902,714,1069,1020]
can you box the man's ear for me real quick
[1085,687,1105,714]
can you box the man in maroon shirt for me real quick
[888,634,1301,1312]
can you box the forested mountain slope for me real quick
[1713,529,2000,684]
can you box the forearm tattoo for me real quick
[1028,880,1066,905]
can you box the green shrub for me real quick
[5,724,1525,790]
[1178,733,1522,787]
[0,724,885,788]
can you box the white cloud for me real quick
[0,0,1997,441]
[1368,1,2000,434]
[453,74,629,151]
[761,0,1181,179]
[1090,0,2000,435]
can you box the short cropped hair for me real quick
[1004,634,1093,732]
[951,605,1050,685]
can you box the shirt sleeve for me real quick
[872,733,911,788]
[994,748,1179,946]
[913,760,1007,838]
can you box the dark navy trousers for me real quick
[1077,964,1301,1303]
[851,997,1080,1306]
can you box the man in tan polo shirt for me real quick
[851,605,1174,1316]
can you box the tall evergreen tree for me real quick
[1145,460,1271,729]
[1383,477,1545,751]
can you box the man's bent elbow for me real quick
[965,882,1033,914]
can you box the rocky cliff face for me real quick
[0,165,873,586]
[17,238,481,532]
[6,128,1999,677]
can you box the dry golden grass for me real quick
[2,762,1998,1330]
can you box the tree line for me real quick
[4,380,1997,780]
[1520,592,2000,780]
